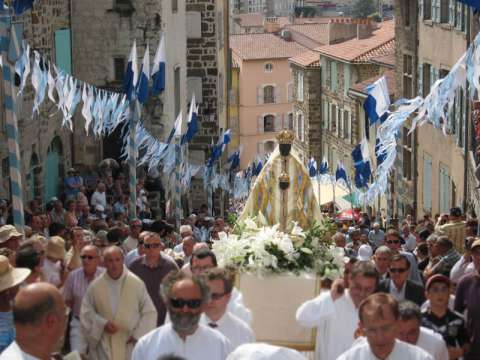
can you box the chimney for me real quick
[327,18,356,45]
[357,19,374,40]
[264,17,281,33]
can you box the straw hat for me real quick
[0,225,22,243]
[46,236,66,260]
[0,255,30,292]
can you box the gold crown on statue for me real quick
[276,130,294,145]
[279,172,290,183]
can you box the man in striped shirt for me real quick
[62,244,104,355]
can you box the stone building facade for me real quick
[289,50,322,164]
[0,0,73,204]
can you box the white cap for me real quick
[357,244,373,261]
[227,343,307,360]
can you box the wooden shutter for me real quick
[338,109,344,138]
[449,0,455,26]
[257,116,264,134]
[257,86,264,104]
[343,64,350,96]
[331,62,337,91]
[274,115,282,131]
[55,29,72,75]
[300,114,305,142]
[274,86,281,104]
[419,63,424,97]
[419,0,424,19]
[423,153,432,211]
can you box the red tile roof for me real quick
[230,33,308,60]
[289,50,321,68]
[350,69,396,96]
[316,20,395,63]
[285,23,329,46]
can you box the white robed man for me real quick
[132,270,232,360]
[80,245,157,359]
[200,268,255,349]
[337,293,433,360]
[296,261,379,360]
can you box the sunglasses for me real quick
[80,255,96,260]
[390,267,407,274]
[386,240,400,244]
[170,298,202,309]
[144,243,161,249]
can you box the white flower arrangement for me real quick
[212,216,346,279]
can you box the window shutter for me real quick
[343,65,350,96]
[423,154,432,211]
[419,64,424,97]
[323,100,328,129]
[331,62,337,91]
[300,115,305,142]
[339,109,344,138]
[449,0,455,25]
[348,112,352,143]
[321,58,327,87]
[257,86,264,104]
[287,83,293,102]
[335,108,339,136]
[430,66,436,88]
[257,116,264,134]
[274,86,280,104]
[274,115,282,131]
[257,141,264,155]
[419,0,424,19]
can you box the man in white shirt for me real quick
[338,293,433,360]
[90,182,107,210]
[201,268,254,349]
[132,270,232,360]
[190,248,252,325]
[397,301,448,360]
[0,283,68,360]
[296,261,379,360]
[173,225,194,254]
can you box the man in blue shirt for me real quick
[64,168,83,200]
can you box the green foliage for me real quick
[226,212,237,227]
[352,0,376,19]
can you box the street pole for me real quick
[1,13,25,232]
[174,137,182,228]
[128,100,138,219]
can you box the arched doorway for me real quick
[26,153,40,202]
[43,137,63,203]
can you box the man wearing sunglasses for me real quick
[129,233,178,326]
[200,268,254,350]
[132,270,232,360]
[81,246,157,360]
[62,244,104,356]
[377,254,425,306]
[385,229,423,284]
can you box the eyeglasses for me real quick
[386,240,400,244]
[80,255,96,260]
[211,292,227,301]
[170,298,202,309]
[144,243,161,249]
[390,267,408,274]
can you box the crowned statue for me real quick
[238,130,323,230]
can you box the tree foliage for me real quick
[352,0,376,19]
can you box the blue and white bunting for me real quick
[137,43,150,104]
[181,94,198,145]
[308,157,317,178]
[364,75,390,126]
[151,34,166,96]
[124,40,138,101]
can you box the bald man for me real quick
[80,246,157,360]
[0,282,67,359]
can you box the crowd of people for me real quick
[0,170,478,360]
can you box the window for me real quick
[439,165,451,213]
[404,0,410,27]
[331,104,337,133]
[297,73,304,102]
[113,57,125,83]
[287,82,293,102]
[343,110,349,139]
[287,113,294,130]
[456,2,465,31]
[174,66,181,118]
[403,55,413,99]
[402,127,412,181]
[263,85,275,104]
[440,0,449,23]
[172,0,178,13]
[424,0,432,20]
[322,100,329,129]
[264,115,275,132]
[331,62,337,92]
[264,63,273,72]
[422,63,431,97]
[264,140,275,153]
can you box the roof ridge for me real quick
[353,37,395,61]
